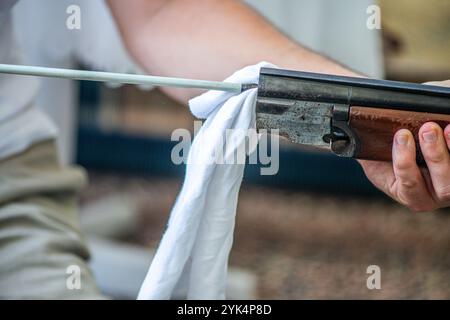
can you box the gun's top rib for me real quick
[0,63,243,93]
[258,67,450,114]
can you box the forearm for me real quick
[109,0,358,102]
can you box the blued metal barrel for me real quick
[258,68,450,114]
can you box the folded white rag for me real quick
[137,62,276,300]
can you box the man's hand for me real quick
[359,80,450,212]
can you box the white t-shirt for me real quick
[0,0,57,160]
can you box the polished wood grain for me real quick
[349,106,450,162]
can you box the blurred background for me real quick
[11,0,450,299]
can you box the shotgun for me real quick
[255,68,450,163]
[1,64,449,163]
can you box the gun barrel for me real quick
[258,68,450,114]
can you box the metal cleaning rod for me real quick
[0,63,242,93]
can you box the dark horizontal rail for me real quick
[258,68,450,114]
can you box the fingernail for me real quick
[447,132,450,140]
[396,133,409,145]
[422,130,437,143]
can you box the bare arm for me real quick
[107,0,356,102]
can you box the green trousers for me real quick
[0,140,103,299]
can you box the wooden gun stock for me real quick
[349,106,450,163]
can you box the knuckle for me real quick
[394,154,414,171]
[435,184,450,202]
[399,178,418,190]
[423,148,446,163]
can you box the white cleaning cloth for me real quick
[137,62,276,300]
